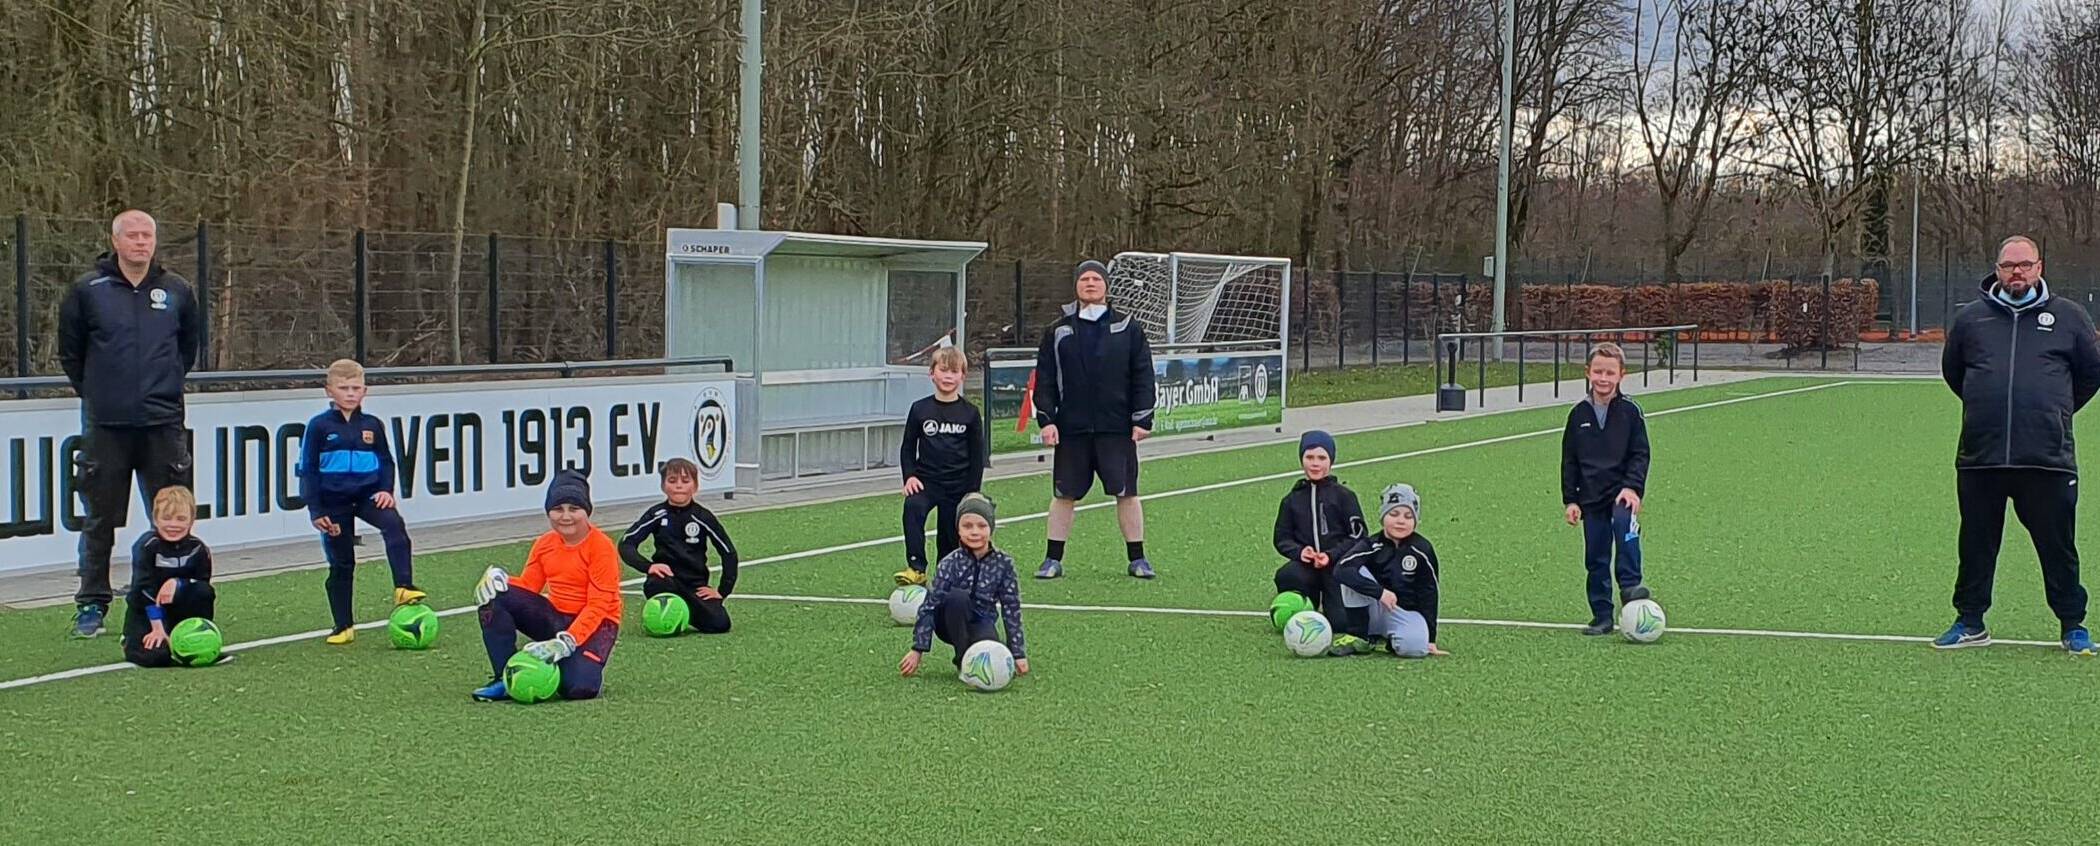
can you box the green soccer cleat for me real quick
[1327,634,1373,657]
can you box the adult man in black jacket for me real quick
[1937,235,2100,654]
[1030,260,1158,580]
[58,210,201,638]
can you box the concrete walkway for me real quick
[0,369,1774,609]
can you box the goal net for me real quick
[1107,252,1291,347]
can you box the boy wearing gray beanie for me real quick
[1334,483,1446,657]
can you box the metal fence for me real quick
[10,213,1991,380]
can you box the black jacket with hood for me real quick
[58,253,201,428]
[1032,301,1157,436]
[1941,274,2100,473]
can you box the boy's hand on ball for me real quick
[695,587,722,601]
[1015,658,1030,675]
[899,651,923,676]
[647,563,674,579]
[903,477,923,496]
[1564,504,1581,526]
[1040,424,1060,447]
[372,491,397,509]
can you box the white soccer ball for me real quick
[887,585,928,626]
[1282,610,1333,657]
[959,640,1016,692]
[1620,599,1667,643]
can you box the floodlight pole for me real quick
[1908,174,1920,336]
[1491,0,1515,360]
[738,0,762,231]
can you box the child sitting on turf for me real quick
[122,486,227,667]
[619,457,738,634]
[899,493,1030,679]
[299,358,423,645]
[896,345,989,587]
[1560,342,1653,636]
[1334,484,1447,658]
[471,470,622,702]
[1272,430,1367,646]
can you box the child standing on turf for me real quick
[620,458,738,634]
[1271,430,1366,648]
[896,346,989,587]
[471,470,622,701]
[122,486,227,667]
[299,358,423,645]
[899,493,1030,679]
[1334,484,1447,658]
[1561,342,1653,636]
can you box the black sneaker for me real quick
[1581,620,1615,636]
[1622,584,1652,603]
[70,604,107,639]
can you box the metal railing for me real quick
[1433,325,1701,410]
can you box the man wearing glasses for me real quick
[1937,235,2100,653]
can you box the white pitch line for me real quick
[0,381,1858,692]
[720,593,2074,649]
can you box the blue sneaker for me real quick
[1034,559,1063,579]
[2064,627,2096,655]
[70,604,106,639]
[1128,558,1156,580]
[471,679,509,702]
[1932,621,1990,650]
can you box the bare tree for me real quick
[1629,0,1771,281]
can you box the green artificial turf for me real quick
[6,376,2098,843]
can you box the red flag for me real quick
[1017,369,1037,432]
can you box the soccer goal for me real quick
[1106,251,1293,347]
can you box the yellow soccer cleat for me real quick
[325,627,357,646]
[894,568,930,587]
[393,586,428,606]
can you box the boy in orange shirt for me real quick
[470,470,623,701]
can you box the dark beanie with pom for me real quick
[545,469,593,514]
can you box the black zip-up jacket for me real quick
[126,532,214,604]
[900,395,989,492]
[1335,531,1440,641]
[1560,394,1650,508]
[1942,276,2100,473]
[1032,302,1157,435]
[58,254,202,427]
[1273,476,1366,560]
[618,501,740,596]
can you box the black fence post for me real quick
[1012,259,1024,345]
[1820,274,1831,370]
[604,239,619,360]
[195,222,212,371]
[1517,333,1526,403]
[1370,270,1382,366]
[353,228,369,363]
[14,214,28,383]
[487,232,501,364]
[1333,269,1346,369]
[1299,267,1311,373]
[1401,273,1412,365]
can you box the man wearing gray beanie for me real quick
[1030,259,1159,580]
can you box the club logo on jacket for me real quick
[149,288,169,310]
[1401,554,1418,573]
[361,429,375,444]
[685,520,702,543]
[2039,312,2057,330]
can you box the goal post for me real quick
[1106,251,1293,348]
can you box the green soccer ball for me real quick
[1269,592,1315,632]
[387,604,440,650]
[503,652,562,703]
[642,593,689,637]
[169,617,224,666]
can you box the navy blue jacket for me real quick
[1942,276,2100,473]
[1032,302,1157,436]
[298,407,396,518]
[57,254,202,427]
[1560,394,1650,508]
[1335,531,1441,641]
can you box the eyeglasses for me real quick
[1998,260,2039,272]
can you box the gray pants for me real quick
[1339,579,1430,657]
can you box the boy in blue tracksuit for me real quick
[300,359,422,643]
[1560,342,1653,635]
